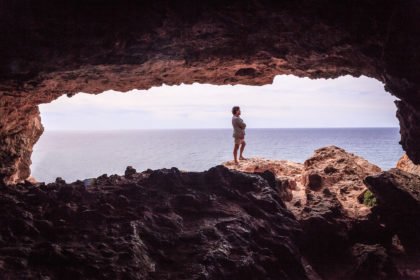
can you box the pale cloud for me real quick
[39,75,399,130]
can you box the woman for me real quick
[231,106,247,164]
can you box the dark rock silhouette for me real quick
[350,243,400,279]
[0,166,312,279]
[365,169,420,254]
[0,0,419,184]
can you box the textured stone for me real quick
[223,147,412,278]
[0,0,419,184]
[304,173,323,190]
[364,169,420,253]
[124,166,137,178]
[0,166,312,279]
[303,146,381,218]
[350,243,400,280]
[224,157,304,210]
[396,154,420,176]
[224,146,382,218]
[1,156,419,278]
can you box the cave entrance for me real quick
[31,75,403,183]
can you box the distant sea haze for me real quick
[31,128,403,183]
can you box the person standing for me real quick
[231,106,247,164]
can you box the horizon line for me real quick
[43,126,400,132]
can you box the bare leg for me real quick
[239,141,246,160]
[233,144,240,164]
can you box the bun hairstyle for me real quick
[232,106,240,115]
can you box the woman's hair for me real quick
[232,106,240,115]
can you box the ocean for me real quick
[31,128,404,183]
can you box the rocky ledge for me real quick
[0,146,419,279]
[224,146,381,218]
[224,146,420,278]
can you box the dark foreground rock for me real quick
[0,166,313,280]
[364,169,420,254]
[350,243,400,279]
[2,156,419,279]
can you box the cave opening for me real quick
[1,1,420,277]
[31,75,403,183]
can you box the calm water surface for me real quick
[31,128,404,183]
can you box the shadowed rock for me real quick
[2,149,419,278]
[1,0,420,184]
[364,169,420,254]
[0,166,313,279]
[350,243,400,279]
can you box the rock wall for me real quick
[0,0,419,184]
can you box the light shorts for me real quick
[234,137,245,145]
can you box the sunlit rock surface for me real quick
[396,154,420,176]
[0,0,419,184]
[224,146,381,218]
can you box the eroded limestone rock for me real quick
[225,146,381,218]
[396,154,420,176]
[224,146,407,278]
[0,0,419,184]
[303,146,381,218]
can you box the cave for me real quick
[0,1,419,278]
[0,0,419,185]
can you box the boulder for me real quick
[350,243,400,280]
[298,188,351,263]
[124,166,137,178]
[364,169,420,253]
[303,146,381,218]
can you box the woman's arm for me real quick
[239,118,246,129]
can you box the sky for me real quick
[39,75,399,130]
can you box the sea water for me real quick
[31,128,403,183]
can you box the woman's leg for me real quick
[239,140,246,159]
[233,143,240,163]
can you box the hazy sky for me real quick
[39,75,399,130]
